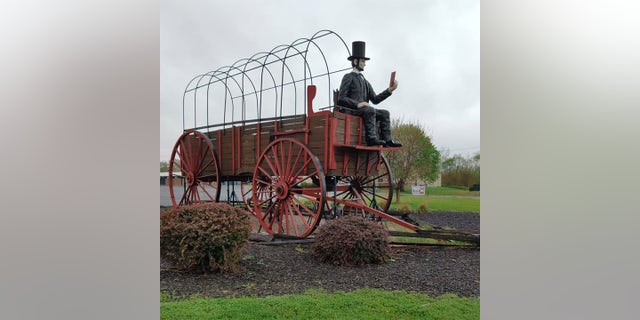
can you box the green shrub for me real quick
[160,203,251,273]
[312,215,390,266]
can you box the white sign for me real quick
[411,185,426,196]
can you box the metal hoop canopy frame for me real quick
[182,30,351,132]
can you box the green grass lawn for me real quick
[161,186,480,318]
[387,187,479,213]
[425,186,480,197]
[161,289,479,320]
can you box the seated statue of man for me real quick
[337,41,402,147]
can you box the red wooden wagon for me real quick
[168,30,422,238]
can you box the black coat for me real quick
[337,72,392,109]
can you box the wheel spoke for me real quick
[289,148,304,183]
[187,135,199,173]
[284,140,295,180]
[277,142,287,180]
[284,201,297,237]
[257,194,276,208]
[255,178,273,189]
[257,166,275,182]
[270,143,284,177]
[289,157,315,182]
[266,205,278,231]
[177,141,192,173]
[197,173,218,180]
[290,202,311,230]
[182,138,194,172]
[291,197,318,221]
[195,135,208,173]
[196,182,215,201]
[260,154,279,178]
[196,157,215,177]
[179,187,190,205]
[360,187,389,202]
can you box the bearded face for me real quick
[353,58,366,71]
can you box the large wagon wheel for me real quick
[168,130,221,206]
[328,154,394,219]
[252,138,326,238]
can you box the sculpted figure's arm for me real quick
[389,79,398,92]
[368,80,393,105]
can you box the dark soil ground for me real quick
[160,211,479,298]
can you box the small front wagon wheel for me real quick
[252,138,326,238]
[168,130,221,206]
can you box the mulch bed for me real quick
[161,211,479,298]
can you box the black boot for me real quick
[385,140,402,147]
[367,137,386,146]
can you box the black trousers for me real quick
[337,106,391,141]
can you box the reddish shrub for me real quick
[160,203,250,273]
[312,215,390,266]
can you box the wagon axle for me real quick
[274,182,290,200]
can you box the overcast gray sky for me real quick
[160,0,479,161]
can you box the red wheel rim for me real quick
[328,154,394,219]
[252,138,326,238]
[168,130,221,207]
[240,177,257,216]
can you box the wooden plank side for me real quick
[325,149,387,177]
[307,114,330,170]
[278,117,306,130]
[205,127,233,177]
[349,116,363,145]
[328,111,363,147]
[239,125,257,175]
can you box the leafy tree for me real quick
[384,119,440,203]
[440,152,480,187]
[161,160,182,173]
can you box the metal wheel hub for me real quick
[186,172,195,186]
[274,181,290,200]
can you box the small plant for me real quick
[312,215,390,266]
[399,204,410,212]
[418,201,429,213]
[243,282,256,290]
[160,202,251,273]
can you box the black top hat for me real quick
[347,41,370,61]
